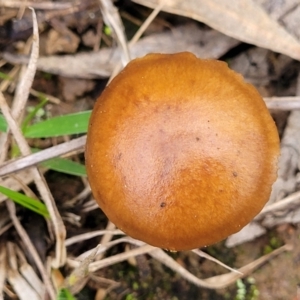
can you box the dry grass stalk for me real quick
[6,242,41,300]
[0,245,7,300]
[6,201,55,299]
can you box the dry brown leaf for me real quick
[256,0,300,39]
[3,23,239,79]
[46,28,80,55]
[59,77,95,102]
[132,0,300,60]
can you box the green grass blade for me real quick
[0,72,12,80]
[22,98,48,132]
[57,288,76,300]
[0,186,50,218]
[42,157,87,177]
[24,111,91,138]
[0,114,8,132]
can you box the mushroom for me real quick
[85,52,280,251]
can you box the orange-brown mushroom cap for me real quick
[85,52,280,251]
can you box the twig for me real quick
[67,243,156,272]
[99,0,130,66]
[109,0,166,81]
[151,243,290,289]
[192,249,242,274]
[202,244,291,289]
[129,0,166,46]
[65,229,124,247]
[264,96,300,110]
[0,136,87,177]
[0,92,30,155]
[1,0,79,10]
[255,190,300,221]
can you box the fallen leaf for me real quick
[132,0,300,60]
[3,23,239,78]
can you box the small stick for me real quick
[0,136,87,177]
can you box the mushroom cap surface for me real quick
[85,52,279,251]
